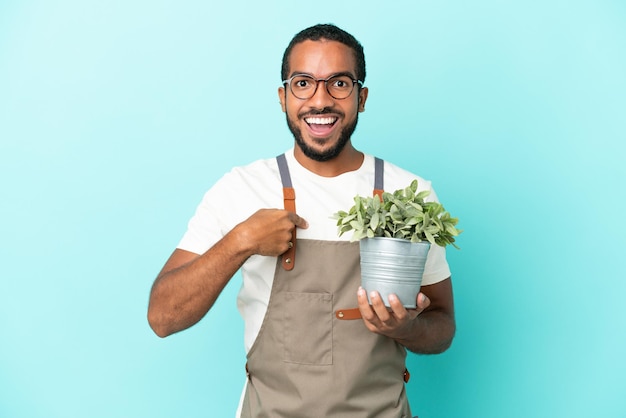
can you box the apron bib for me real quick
[241,155,411,418]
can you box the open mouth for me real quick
[304,116,338,136]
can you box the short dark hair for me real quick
[281,23,366,83]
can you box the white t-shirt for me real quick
[178,148,451,353]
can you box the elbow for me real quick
[417,318,456,354]
[150,324,170,339]
[433,335,455,354]
[418,334,455,355]
[147,307,173,338]
[434,320,456,353]
[434,323,456,354]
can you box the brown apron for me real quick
[241,155,412,418]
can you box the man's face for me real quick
[279,40,368,162]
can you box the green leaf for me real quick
[349,220,363,230]
[370,212,380,231]
[424,230,436,246]
[444,222,459,236]
[415,190,430,200]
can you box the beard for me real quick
[286,110,359,162]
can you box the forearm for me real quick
[147,227,252,337]
[148,208,307,338]
[395,309,456,354]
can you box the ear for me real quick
[358,86,369,112]
[278,87,286,112]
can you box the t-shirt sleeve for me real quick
[421,244,451,285]
[177,190,224,255]
[176,175,234,255]
[414,179,452,285]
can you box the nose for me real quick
[308,80,334,108]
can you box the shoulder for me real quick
[205,156,282,198]
[222,156,280,183]
[376,158,434,196]
[197,155,284,217]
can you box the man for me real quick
[148,23,455,417]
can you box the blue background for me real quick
[1,1,625,417]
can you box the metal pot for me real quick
[359,237,430,308]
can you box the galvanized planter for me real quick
[360,237,431,308]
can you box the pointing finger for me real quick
[290,213,309,229]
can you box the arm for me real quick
[357,277,455,354]
[147,209,308,338]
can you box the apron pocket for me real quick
[282,292,333,365]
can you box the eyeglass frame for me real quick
[281,73,364,100]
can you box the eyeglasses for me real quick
[282,74,363,100]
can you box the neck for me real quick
[293,142,364,177]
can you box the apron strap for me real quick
[374,157,384,200]
[335,307,362,320]
[277,153,296,270]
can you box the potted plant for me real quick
[333,179,461,308]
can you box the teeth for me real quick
[305,117,336,125]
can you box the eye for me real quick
[292,76,314,89]
[329,76,352,90]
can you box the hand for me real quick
[357,287,431,341]
[235,209,308,257]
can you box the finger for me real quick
[387,294,408,320]
[290,213,309,229]
[357,287,376,320]
[357,286,370,309]
[416,292,431,311]
[369,291,392,323]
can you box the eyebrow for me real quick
[288,71,357,80]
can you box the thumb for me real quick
[417,292,430,311]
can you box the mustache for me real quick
[298,108,344,119]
